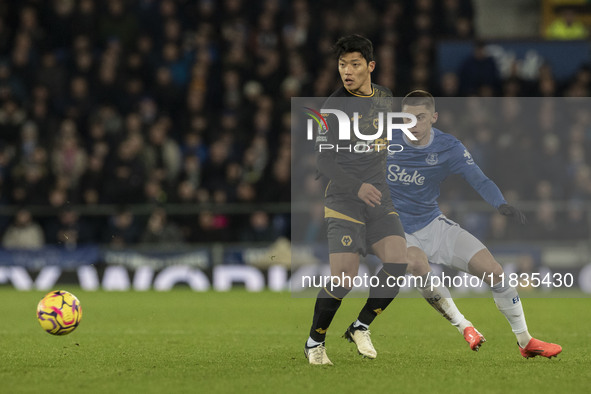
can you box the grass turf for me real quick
[0,288,589,394]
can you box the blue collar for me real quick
[403,128,434,149]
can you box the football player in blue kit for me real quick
[387,90,562,358]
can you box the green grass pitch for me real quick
[1,287,589,394]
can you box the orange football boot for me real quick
[463,327,486,351]
[519,338,562,359]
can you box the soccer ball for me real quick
[36,290,82,335]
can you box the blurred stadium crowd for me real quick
[0,0,589,249]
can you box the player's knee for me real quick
[489,262,505,284]
[474,260,504,285]
[407,259,430,276]
[330,271,358,290]
[372,236,406,263]
[406,247,430,276]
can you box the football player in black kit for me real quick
[304,35,408,365]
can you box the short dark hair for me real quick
[334,34,374,63]
[402,90,435,111]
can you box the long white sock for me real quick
[491,282,532,347]
[417,274,471,333]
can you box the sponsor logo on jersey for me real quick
[304,107,329,137]
[387,164,425,185]
[426,152,438,165]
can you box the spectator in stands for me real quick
[10,161,50,206]
[143,178,167,204]
[562,199,589,240]
[0,98,27,146]
[45,207,93,248]
[103,136,146,203]
[194,211,231,243]
[529,201,561,241]
[153,66,182,115]
[201,139,231,192]
[180,131,208,164]
[142,118,182,184]
[172,179,196,205]
[140,207,184,245]
[98,0,139,50]
[47,187,68,209]
[178,153,202,191]
[239,210,276,243]
[545,6,589,40]
[486,214,511,243]
[36,52,68,104]
[438,72,460,96]
[51,121,88,187]
[536,134,567,198]
[103,207,141,247]
[458,40,501,95]
[571,165,591,200]
[72,0,98,43]
[258,158,290,203]
[440,0,474,38]
[1,208,44,249]
[65,75,94,122]
[0,62,27,103]
[15,121,39,164]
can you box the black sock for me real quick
[309,286,350,343]
[357,263,407,326]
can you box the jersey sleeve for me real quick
[448,141,507,209]
[314,112,363,195]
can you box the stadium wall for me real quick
[1,240,590,293]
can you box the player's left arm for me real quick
[449,143,527,224]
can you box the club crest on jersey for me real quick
[426,153,438,165]
[341,235,352,247]
[463,149,474,165]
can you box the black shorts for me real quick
[324,183,405,256]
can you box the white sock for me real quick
[353,320,369,330]
[516,331,533,348]
[491,282,532,347]
[306,337,324,348]
[417,274,471,334]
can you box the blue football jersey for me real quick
[386,127,507,233]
